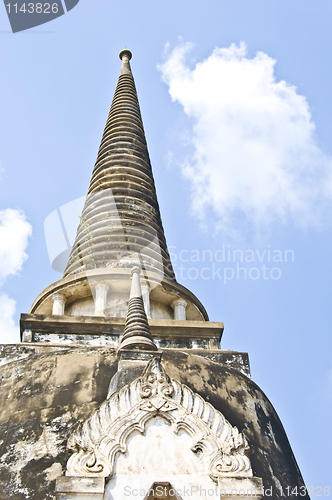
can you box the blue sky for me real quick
[1,0,332,491]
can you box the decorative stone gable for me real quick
[65,358,253,482]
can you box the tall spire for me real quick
[30,50,208,323]
[64,50,175,281]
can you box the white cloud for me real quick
[0,293,19,343]
[0,208,32,344]
[159,42,332,235]
[0,208,32,285]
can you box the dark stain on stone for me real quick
[20,456,60,499]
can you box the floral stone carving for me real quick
[66,358,253,482]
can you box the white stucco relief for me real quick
[65,358,253,483]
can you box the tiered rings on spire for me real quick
[63,50,175,281]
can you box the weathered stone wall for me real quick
[0,345,307,500]
[0,345,118,500]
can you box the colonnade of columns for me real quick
[51,284,188,321]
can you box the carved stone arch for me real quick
[65,357,253,483]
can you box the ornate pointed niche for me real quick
[56,358,263,500]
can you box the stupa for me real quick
[0,50,309,500]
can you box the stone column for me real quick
[52,294,66,315]
[22,330,32,342]
[172,298,187,321]
[94,283,109,316]
[141,283,151,318]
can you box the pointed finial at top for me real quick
[119,49,133,76]
[119,49,132,61]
